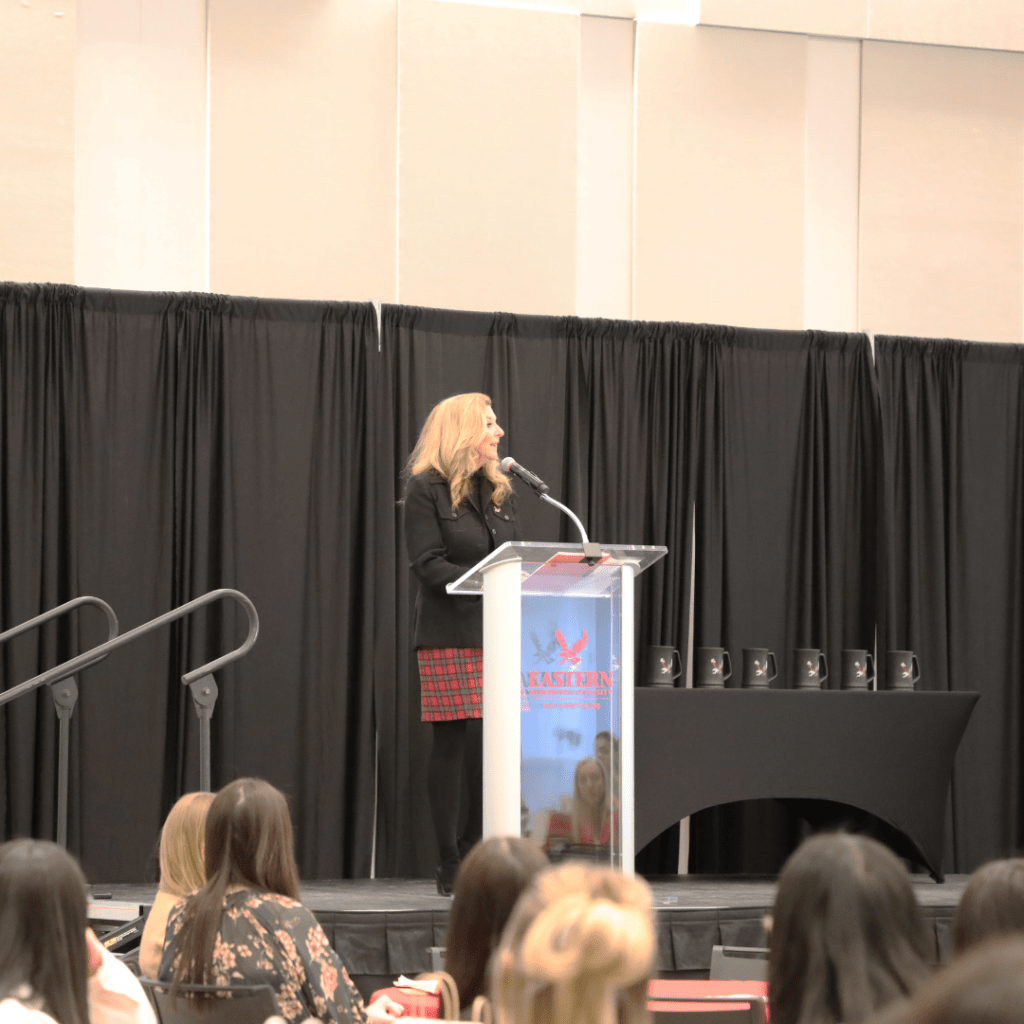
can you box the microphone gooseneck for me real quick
[500,456,550,494]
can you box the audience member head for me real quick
[769,832,932,1024]
[594,732,612,769]
[867,936,1024,1024]
[171,778,300,989]
[572,756,610,843]
[952,858,1024,954]
[158,791,215,899]
[0,839,90,1024]
[445,837,548,1004]
[492,862,655,1024]
[203,777,300,899]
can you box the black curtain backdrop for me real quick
[876,336,1024,871]
[373,307,705,877]
[0,284,378,882]
[0,283,1018,882]
[688,328,879,873]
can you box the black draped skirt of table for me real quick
[634,689,979,882]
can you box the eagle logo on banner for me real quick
[555,629,588,666]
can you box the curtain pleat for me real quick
[877,336,1024,870]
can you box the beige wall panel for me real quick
[805,36,861,332]
[634,25,806,329]
[210,0,397,302]
[399,1,577,316]
[0,1,75,284]
[859,42,1024,343]
[76,0,207,292]
[578,15,633,320]
[700,0,867,38]
[870,0,1024,53]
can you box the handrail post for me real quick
[0,597,118,849]
[188,674,218,792]
[51,678,78,848]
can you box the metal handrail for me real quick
[0,588,257,706]
[0,595,119,656]
[0,596,120,847]
[0,589,259,791]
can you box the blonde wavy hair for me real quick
[492,863,655,1024]
[158,791,214,899]
[406,393,512,508]
[571,757,612,845]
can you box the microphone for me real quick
[500,456,550,494]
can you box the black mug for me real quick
[887,650,920,691]
[643,645,682,687]
[742,648,777,688]
[695,647,731,688]
[841,650,874,690]
[793,649,828,689]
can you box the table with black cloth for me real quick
[635,689,979,882]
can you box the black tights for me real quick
[428,718,482,865]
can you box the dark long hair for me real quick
[169,778,301,995]
[445,837,548,1004]
[768,833,931,1024]
[0,839,90,1024]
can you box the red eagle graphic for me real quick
[555,628,588,666]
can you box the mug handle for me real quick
[671,649,683,679]
[721,650,732,681]
[865,653,875,683]
[818,653,828,684]
[911,654,921,682]
[766,651,778,683]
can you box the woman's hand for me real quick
[366,995,406,1023]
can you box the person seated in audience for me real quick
[864,935,1024,1024]
[593,731,619,782]
[768,832,932,1024]
[139,791,214,977]
[539,756,614,854]
[951,857,1024,954]
[159,777,403,1024]
[491,861,655,1024]
[444,837,548,1013]
[0,839,154,1024]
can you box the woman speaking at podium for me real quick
[404,393,520,895]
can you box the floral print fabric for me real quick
[159,890,367,1024]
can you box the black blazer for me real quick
[404,470,520,649]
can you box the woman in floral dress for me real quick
[158,778,401,1024]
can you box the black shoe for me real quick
[436,861,458,897]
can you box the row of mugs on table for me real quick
[646,645,921,690]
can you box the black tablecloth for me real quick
[635,689,979,881]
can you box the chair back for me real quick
[709,944,770,982]
[648,994,768,1024]
[138,978,279,1024]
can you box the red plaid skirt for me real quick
[417,647,483,722]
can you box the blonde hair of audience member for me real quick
[158,792,215,899]
[139,792,214,978]
[951,858,1024,954]
[865,935,1024,1024]
[406,393,512,508]
[769,833,931,1024]
[571,757,611,845]
[492,862,655,1024]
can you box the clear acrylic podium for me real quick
[449,541,667,875]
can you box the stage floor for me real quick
[91,873,968,998]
